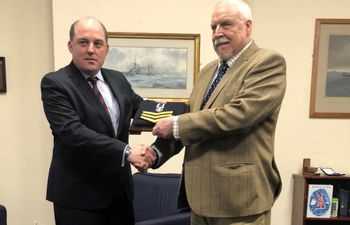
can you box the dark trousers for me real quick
[54,199,134,225]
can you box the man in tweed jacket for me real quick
[152,0,286,224]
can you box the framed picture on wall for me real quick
[309,19,350,118]
[0,57,6,93]
[104,32,200,102]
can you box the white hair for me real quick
[219,0,253,21]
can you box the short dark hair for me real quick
[69,17,108,42]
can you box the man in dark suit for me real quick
[151,0,286,224]
[41,16,154,225]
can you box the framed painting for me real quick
[105,32,200,102]
[0,57,6,93]
[310,19,350,118]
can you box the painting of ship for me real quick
[342,71,350,77]
[124,55,155,76]
[104,46,188,89]
[326,69,350,97]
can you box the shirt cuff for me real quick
[121,145,131,167]
[173,116,180,139]
[150,145,163,168]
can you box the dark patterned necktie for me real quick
[88,76,109,115]
[200,62,229,109]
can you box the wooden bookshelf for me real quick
[292,158,350,225]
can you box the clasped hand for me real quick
[128,145,157,172]
[128,116,174,172]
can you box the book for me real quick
[339,188,349,216]
[331,198,339,217]
[306,184,333,218]
[130,100,187,133]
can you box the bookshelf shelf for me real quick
[305,216,350,221]
[292,158,350,225]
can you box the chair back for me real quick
[133,172,182,222]
[0,204,6,225]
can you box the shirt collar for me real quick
[83,70,104,82]
[219,40,252,68]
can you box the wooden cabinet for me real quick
[292,159,350,225]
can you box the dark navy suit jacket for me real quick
[41,62,143,209]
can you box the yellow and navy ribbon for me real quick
[140,111,173,123]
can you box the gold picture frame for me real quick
[0,57,6,93]
[105,32,200,102]
[310,19,350,118]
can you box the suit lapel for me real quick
[191,61,218,112]
[67,64,115,136]
[101,69,125,136]
[202,42,258,109]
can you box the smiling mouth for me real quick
[216,42,229,48]
[215,42,231,51]
[214,38,230,48]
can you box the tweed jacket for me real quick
[153,41,286,217]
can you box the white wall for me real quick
[1,0,350,225]
[0,0,54,225]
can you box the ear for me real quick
[68,41,73,53]
[245,20,253,36]
[106,43,110,53]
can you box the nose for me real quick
[213,25,224,38]
[87,42,95,54]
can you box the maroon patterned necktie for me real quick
[200,62,229,109]
[87,76,109,114]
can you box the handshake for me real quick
[127,145,157,172]
[128,116,175,171]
